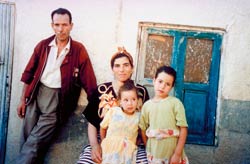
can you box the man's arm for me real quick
[17,83,28,118]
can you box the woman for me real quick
[77,47,149,164]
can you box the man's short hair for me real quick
[51,8,72,23]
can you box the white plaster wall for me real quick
[5,0,250,162]
[120,0,250,101]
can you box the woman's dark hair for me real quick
[155,65,177,86]
[51,8,72,23]
[118,80,138,100]
[110,47,133,69]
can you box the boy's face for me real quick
[153,72,174,99]
[120,90,138,115]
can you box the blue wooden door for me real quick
[175,31,222,145]
[136,25,222,145]
[0,2,15,162]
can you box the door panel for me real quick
[178,33,221,145]
[184,38,213,83]
[144,34,173,79]
[184,90,208,134]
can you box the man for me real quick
[16,8,97,163]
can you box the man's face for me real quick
[51,13,73,42]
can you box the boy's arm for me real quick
[140,129,148,146]
[100,127,107,142]
[170,127,188,163]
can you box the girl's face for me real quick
[153,72,174,99]
[120,90,138,115]
[112,57,133,82]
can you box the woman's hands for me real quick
[88,123,102,163]
[91,144,102,163]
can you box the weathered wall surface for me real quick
[186,100,250,164]
[4,0,250,163]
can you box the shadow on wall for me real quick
[45,89,89,164]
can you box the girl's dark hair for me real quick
[110,47,133,69]
[51,8,72,23]
[155,65,177,86]
[118,80,138,100]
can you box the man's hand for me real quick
[17,100,26,118]
[17,83,28,118]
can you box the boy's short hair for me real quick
[155,65,176,86]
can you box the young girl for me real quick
[139,65,189,164]
[100,81,140,164]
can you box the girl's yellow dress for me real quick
[139,96,189,164]
[100,107,140,164]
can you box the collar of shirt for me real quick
[49,37,71,52]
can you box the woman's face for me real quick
[112,56,133,82]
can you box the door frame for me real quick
[0,2,15,162]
